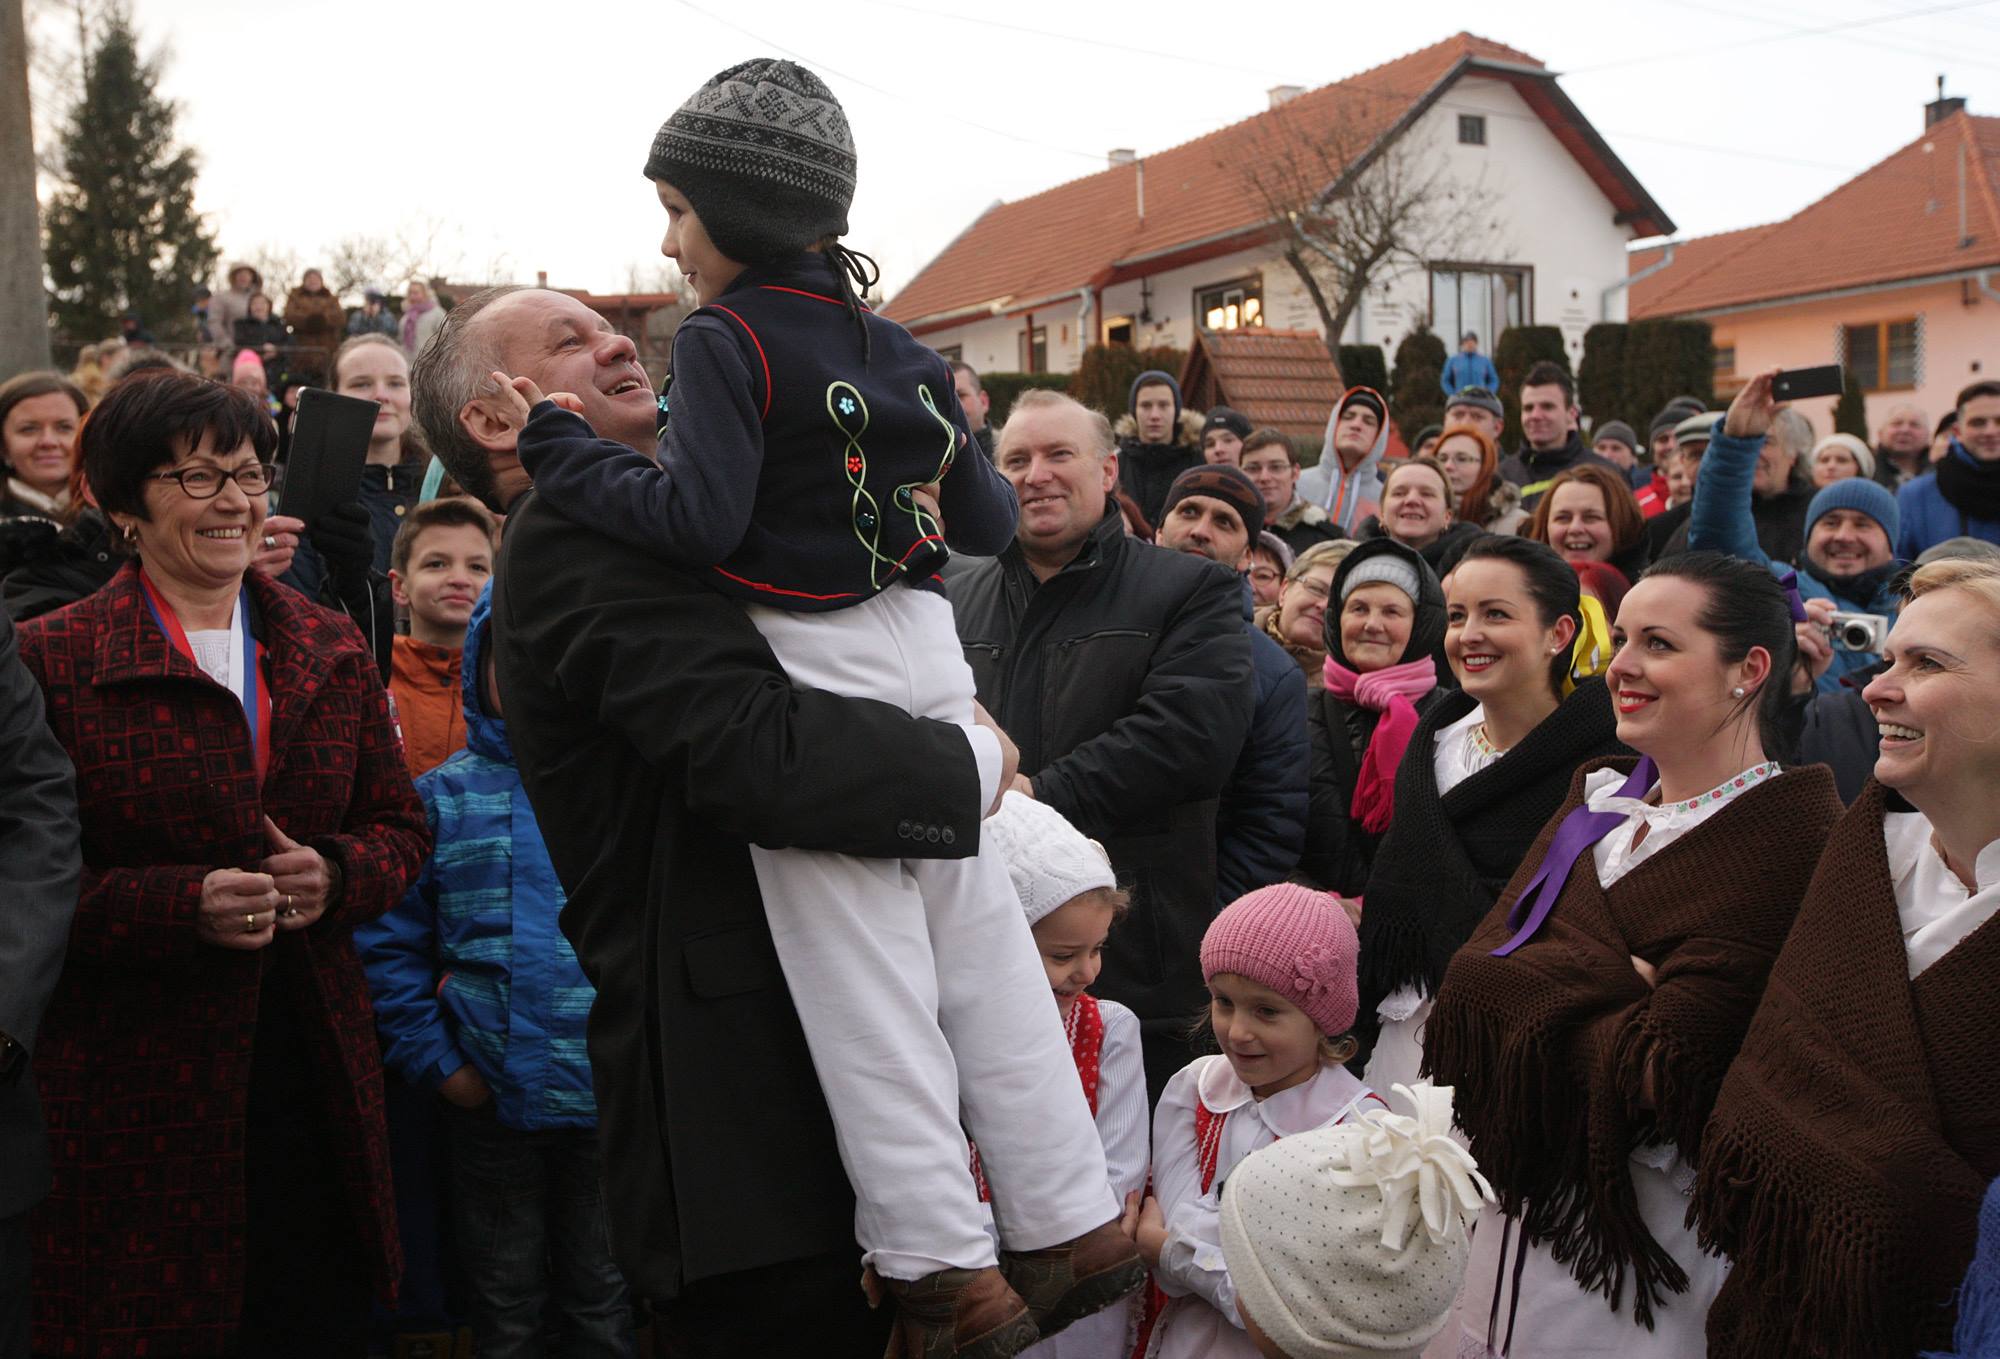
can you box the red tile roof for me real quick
[1179,329,1347,444]
[1626,224,1777,318]
[1630,111,2000,317]
[885,33,1671,329]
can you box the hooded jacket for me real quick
[1296,538,1448,895]
[1295,388,1390,534]
[357,586,600,1132]
[1116,370,1201,527]
[389,634,464,781]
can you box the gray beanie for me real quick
[644,59,856,264]
[1594,420,1640,457]
[1339,552,1422,606]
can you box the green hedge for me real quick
[1494,326,1570,448]
[1621,320,1714,432]
[1578,323,1628,430]
[1068,344,1187,424]
[980,371,1074,426]
[1390,330,1448,444]
[1336,344,1389,396]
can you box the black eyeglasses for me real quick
[147,463,276,499]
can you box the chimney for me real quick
[1107,148,1136,167]
[1927,74,1966,129]
[1268,84,1305,108]
[536,270,549,288]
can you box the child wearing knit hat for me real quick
[490,59,1139,1359]
[1218,1083,1492,1359]
[987,792,1152,1358]
[1122,883,1383,1359]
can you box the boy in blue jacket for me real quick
[488,57,1138,1359]
[358,585,634,1358]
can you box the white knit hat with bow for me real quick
[985,791,1116,925]
[1218,1083,1493,1358]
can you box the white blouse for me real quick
[1883,813,2000,978]
[1584,760,1782,888]
[1431,702,1500,793]
[1148,1056,1381,1359]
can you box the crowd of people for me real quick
[4,54,2000,1359]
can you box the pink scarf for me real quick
[1321,655,1437,833]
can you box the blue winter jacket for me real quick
[1895,442,2000,560]
[1440,351,1499,397]
[1689,422,1902,695]
[1215,578,1309,904]
[356,585,599,1130]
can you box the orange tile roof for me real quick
[885,33,1670,328]
[1180,329,1346,443]
[1626,224,1777,318]
[1630,111,2000,317]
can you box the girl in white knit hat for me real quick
[985,791,1152,1358]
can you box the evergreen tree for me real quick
[1833,379,1869,441]
[1390,329,1446,443]
[41,4,216,344]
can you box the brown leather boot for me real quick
[878,1265,1038,1359]
[1000,1219,1147,1340]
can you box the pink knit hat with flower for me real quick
[1200,883,1360,1037]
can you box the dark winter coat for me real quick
[949,507,1253,1094]
[492,490,992,1303]
[1,509,118,622]
[1497,433,1618,510]
[1215,580,1309,905]
[19,563,429,1356]
[1116,439,1203,528]
[1356,516,1482,576]
[1296,538,1448,896]
[1354,682,1626,1061]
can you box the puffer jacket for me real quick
[355,586,599,1131]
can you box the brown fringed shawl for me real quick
[1696,781,2000,1358]
[1422,757,1842,1328]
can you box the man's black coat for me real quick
[493,491,988,1305]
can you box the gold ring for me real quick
[243,913,256,933]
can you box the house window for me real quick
[1430,265,1528,347]
[935,344,962,363]
[1842,318,1921,392]
[1714,346,1736,378]
[1196,277,1263,332]
[1104,316,1134,346]
[1021,325,1047,374]
[1458,114,1487,146]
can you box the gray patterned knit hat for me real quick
[644,59,856,265]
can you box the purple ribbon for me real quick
[1491,757,1658,956]
[1776,571,1809,624]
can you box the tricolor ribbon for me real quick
[139,570,271,781]
[1490,757,1657,956]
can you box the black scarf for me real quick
[1357,681,1626,1015]
[1810,559,1899,609]
[1934,442,2000,523]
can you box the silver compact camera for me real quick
[1828,611,1891,653]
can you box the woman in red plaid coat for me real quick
[16,371,429,1358]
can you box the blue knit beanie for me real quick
[1806,475,1899,543]
[1129,370,1182,423]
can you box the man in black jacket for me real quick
[0,609,80,1359]
[952,389,1254,1099]
[419,285,1006,1357]
[1496,361,1615,510]
[1116,369,1201,527]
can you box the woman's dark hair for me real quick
[1453,533,1582,697]
[1636,550,1797,753]
[82,371,278,520]
[0,371,89,431]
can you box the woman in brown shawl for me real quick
[1695,556,2000,1358]
[1423,551,1842,1356]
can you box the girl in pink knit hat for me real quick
[1121,883,1383,1359]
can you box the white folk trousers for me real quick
[744,586,1118,1280]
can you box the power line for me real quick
[1567,0,2000,73]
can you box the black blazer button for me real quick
[941,826,956,845]
[926,826,942,843]
[897,820,913,838]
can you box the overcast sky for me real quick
[33,0,2000,298]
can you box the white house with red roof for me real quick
[884,33,1674,384]
[1631,93,2000,434]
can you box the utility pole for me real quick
[0,0,52,375]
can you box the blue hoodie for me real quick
[355,584,599,1131]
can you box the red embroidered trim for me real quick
[707,303,772,421]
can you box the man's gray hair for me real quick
[999,388,1115,458]
[1768,407,1814,461]
[410,284,526,511]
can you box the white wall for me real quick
[922,73,1647,374]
